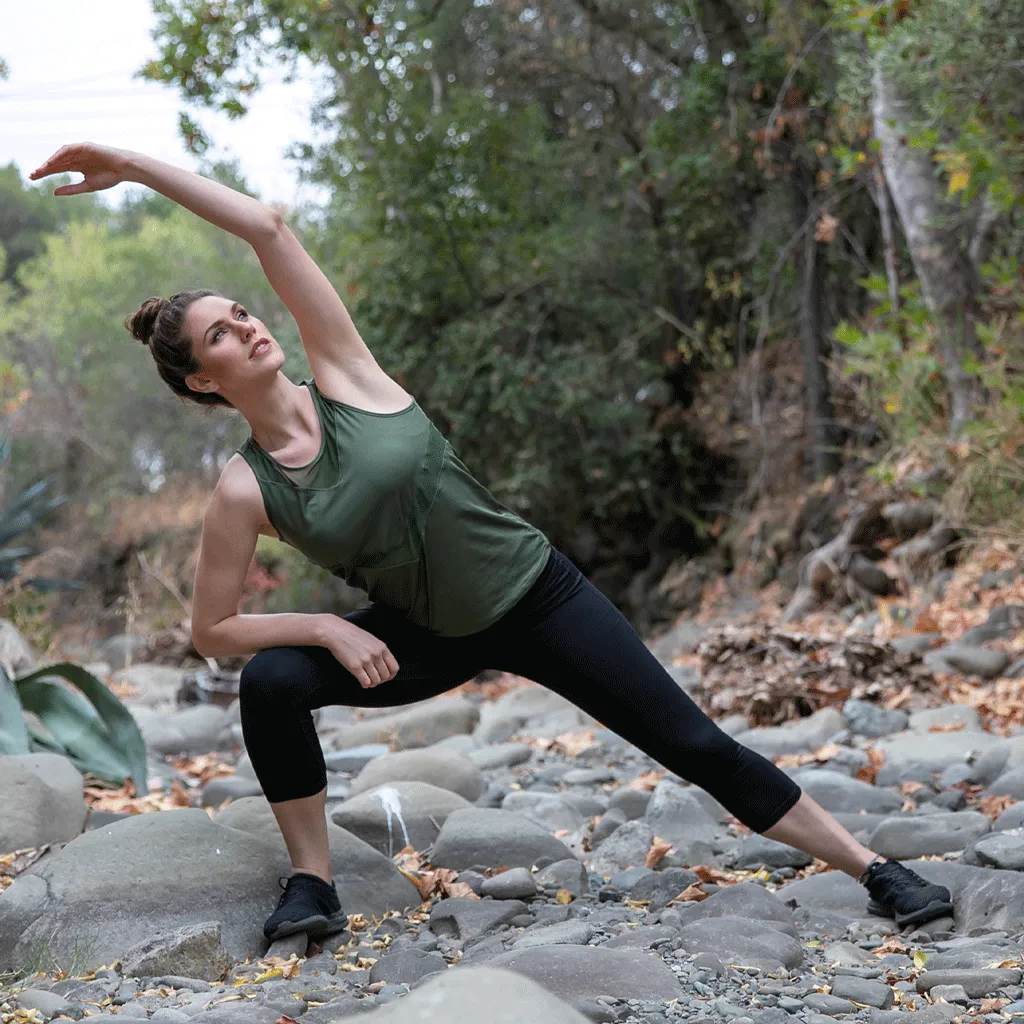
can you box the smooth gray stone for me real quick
[121,921,233,982]
[604,925,678,949]
[481,945,682,1002]
[473,687,582,743]
[368,947,447,986]
[628,867,701,909]
[676,916,803,971]
[889,635,943,656]
[803,993,857,1016]
[591,809,628,846]
[867,811,991,858]
[683,881,796,928]
[916,968,1022,997]
[467,743,533,770]
[200,775,264,808]
[940,646,1011,679]
[429,898,526,941]
[563,768,616,785]
[996,805,1024,831]
[502,792,587,832]
[349,749,485,802]
[513,921,594,949]
[732,835,812,870]
[925,945,1019,970]
[927,984,970,1004]
[829,977,894,1009]
[480,868,539,900]
[738,707,846,758]
[790,769,904,814]
[875,732,1007,786]
[842,700,910,738]
[132,704,228,755]
[586,819,654,876]
[965,832,1024,870]
[868,1005,958,1024]
[15,989,78,1019]
[431,809,575,870]
[821,941,880,967]
[0,753,86,850]
[331,781,471,857]
[908,706,983,733]
[324,744,392,773]
[987,769,1024,801]
[325,696,480,752]
[536,859,590,898]
[431,734,478,755]
[609,866,653,890]
[607,788,651,820]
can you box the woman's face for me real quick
[184,294,285,400]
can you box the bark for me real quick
[870,163,900,315]
[871,64,984,437]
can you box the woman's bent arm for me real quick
[124,152,278,246]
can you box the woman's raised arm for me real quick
[32,143,386,387]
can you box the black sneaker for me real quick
[263,872,349,941]
[862,858,954,928]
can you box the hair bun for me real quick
[125,296,169,345]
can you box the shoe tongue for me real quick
[291,871,333,889]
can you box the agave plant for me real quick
[0,661,148,787]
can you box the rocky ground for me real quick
[3,580,1024,1024]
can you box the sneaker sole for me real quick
[867,898,954,928]
[265,909,349,942]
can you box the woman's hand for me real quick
[321,616,400,689]
[29,142,134,196]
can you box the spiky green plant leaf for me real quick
[0,664,30,754]
[15,663,148,787]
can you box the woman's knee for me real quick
[239,646,317,707]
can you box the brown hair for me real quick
[124,290,232,407]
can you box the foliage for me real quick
[0,661,148,787]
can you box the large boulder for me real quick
[332,966,592,1023]
[644,780,725,856]
[867,812,991,859]
[431,808,575,869]
[215,797,418,917]
[737,707,845,759]
[474,687,584,744]
[791,769,905,815]
[481,946,681,1003]
[349,748,486,802]
[0,809,290,972]
[131,705,229,755]
[0,753,86,851]
[875,733,1008,786]
[324,697,479,751]
[330,782,471,856]
[112,664,188,708]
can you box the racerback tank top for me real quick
[236,379,552,636]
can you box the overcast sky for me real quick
[2,1,328,209]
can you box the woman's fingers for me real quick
[382,650,400,680]
[53,180,95,197]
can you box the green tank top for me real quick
[237,379,552,636]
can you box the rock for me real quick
[429,897,526,941]
[14,989,76,1020]
[731,835,812,870]
[98,634,149,672]
[432,809,575,870]
[213,797,417,917]
[201,775,263,809]
[501,792,586,833]
[842,699,911,739]
[971,736,1024,786]
[790,769,904,814]
[822,941,878,966]
[468,743,533,770]
[676,917,804,971]
[995,804,1024,831]
[986,768,1024,800]
[431,734,478,755]
[513,920,594,950]
[586,820,653,876]
[1007,657,1024,679]
[908,706,983,733]
[927,984,970,1004]
[329,966,592,1023]
[480,868,539,900]
[642,781,722,863]
[628,867,700,908]
[963,832,1024,870]
[482,946,681,1002]
[349,749,485,802]
[875,733,1007,785]
[738,707,846,759]
[829,977,894,1009]
[368,947,447,987]
[326,697,480,751]
[331,782,471,857]
[937,646,1011,679]
[132,705,228,755]
[604,924,678,950]
[324,744,391,774]
[889,635,943,656]
[0,752,86,850]
[803,993,858,1015]
[867,812,991,858]
[562,767,616,785]
[112,664,188,708]
[685,881,796,927]
[535,859,590,898]
[916,969,1022,997]
[869,1006,958,1024]
[606,788,651,820]
[474,687,582,744]
[119,922,232,981]
[591,809,627,846]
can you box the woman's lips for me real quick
[250,339,271,358]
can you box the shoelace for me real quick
[870,860,934,891]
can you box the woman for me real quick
[31,143,953,942]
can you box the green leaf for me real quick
[16,663,148,787]
[0,664,30,754]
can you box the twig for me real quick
[137,552,191,617]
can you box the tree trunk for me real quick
[870,63,984,437]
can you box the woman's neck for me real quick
[236,374,318,457]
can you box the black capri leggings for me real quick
[239,546,802,833]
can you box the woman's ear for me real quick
[184,372,219,396]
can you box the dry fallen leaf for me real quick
[928,721,966,732]
[979,998,1009,1014]
[645,837,674,870]
[627,770,665,791]
[552,729,597,757]
[555,888,573,905]
[667,884,709,904]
